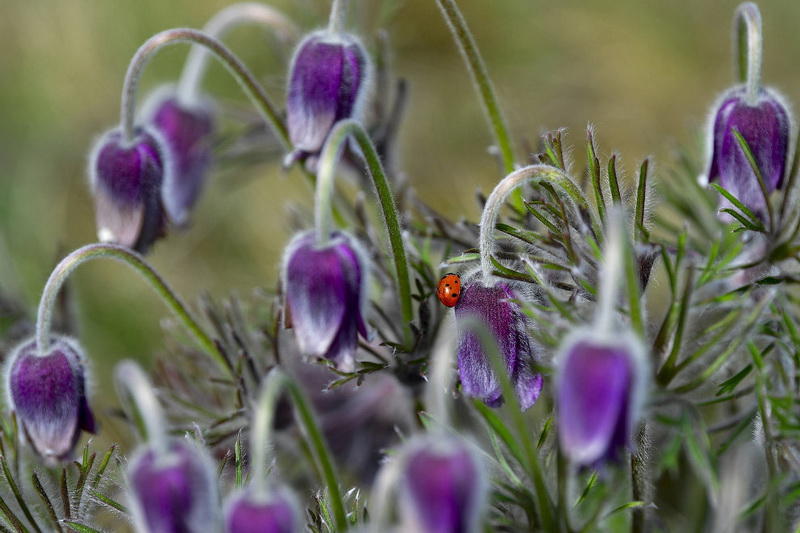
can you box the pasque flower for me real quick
[4,337,95,463]
[224,487,300,533]
[282,230,368,371]
[89,127,169,253]
[453,275,542,410]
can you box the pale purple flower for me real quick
[454,278,542,410]
[282,231,368,371]
[4,337,95,463]
[224,487,300,533]
[89,127,169,253]
[286,31,368,157]
[705,86,793,218]
[127,439,219,533]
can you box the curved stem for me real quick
[257,368,348,530]
[249,369,283,496]
[115,360,169,455]
[35,243,233,379]
[479,164,575,281]
[328,0,349,34]
[120,28,288,149]
[593,208,624,335]
[315,119,413,344]
[435,0,515,175]
[177,3,299,105]
[735,2,762,105]
[425,317,458,427]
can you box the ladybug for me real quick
[437,273,462,307]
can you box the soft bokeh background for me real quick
[1,0,800,402]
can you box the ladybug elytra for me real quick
[436,273,461,307]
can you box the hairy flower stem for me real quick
[315,119,414,345]
[115,361,169,456]
[735,2,762,105]
[177,3,299,105]
[120,28,288,149]
[35,243,233,379]
[328,0,349,34]
[251,368,348,530]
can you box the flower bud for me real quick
[224,487,300,533]
[454,275,542,410]
[128,439,219,533]
[286,31,369,157]
[144,90,215,226]
[705,87,793,218]
[4,337,95,464]
[89,127,169,253]
[398,435,486,533]
[281,231,368,371]
[555,332,647,467]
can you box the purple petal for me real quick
[224,488,299,533]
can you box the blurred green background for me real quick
[1,0,800,402]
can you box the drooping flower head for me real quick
[128,439,219,533]
[286,31,369,159]
[4,337,95,464]
[453,273,542,410]
[398,435,487,533]
[555,330,648,467]
[281,230,368,371]
[224,487,300,533]
[143,88,215,226]
[705,86,793,218]
[89,127,170,253]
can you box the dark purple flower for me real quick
[145,91,215,226]
[556,334,647,466]
[4,337,95,464]
[454,278,542,410]
[128,439,218,533]
[399,435,486,533]
[224,487,300,533]
[89,127,169,253]
[286,32,368,156]
[281,231,368,371]
[705,87,793,218]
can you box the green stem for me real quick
[114,361,169,456]
[35,243,233,379]
[328,0,349,33]
[315,119,413,345]
[734,2,762,105]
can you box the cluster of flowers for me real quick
[2,0,796,531]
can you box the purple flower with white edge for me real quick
[704,86,793,218]
[89,126,170,253]
[282,230,368,372]
[224,486,300,533]
[555,330,648,467]
[398,434,487,533]
[128,439,219,533]
[143,89,215,226]
[286,31,369,159]
[453,273,542,410]
[4,336,95,464]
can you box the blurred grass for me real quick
[1,0,799,402]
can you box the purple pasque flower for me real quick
[143,89,215,226]
[128,439,219,533]
[453,274,542,410]
[224,487,300,533]
[398,435,486,533]
[555,330,648,467]
[286,31,369,158]
[282,230,368,372]
[89,126,169,253]
[4,337,95,464]
[705,86,793,218]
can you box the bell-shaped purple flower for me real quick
[4,337,95,464]
[399,435,486,533]
[144,90,215,226]
[128,439,219,533]
[286,31,369,157]
[281,230,368,371]
[224,487,300,533]
[89,127,169,253]
[454,277,542,410]
[555,333,647,467]
[705,86,793,218]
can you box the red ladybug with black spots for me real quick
[436,273,461,307]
